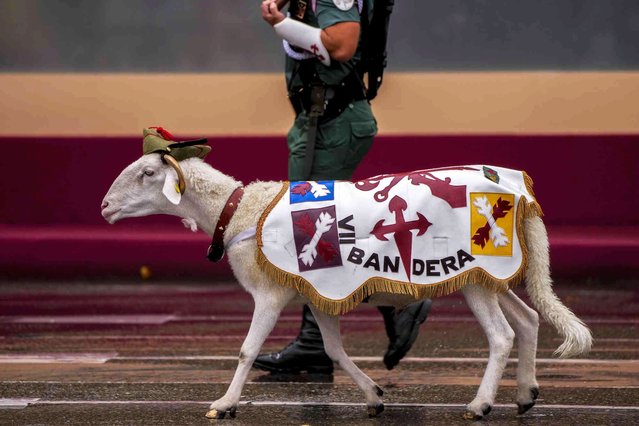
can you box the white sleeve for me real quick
[273,17,331,66]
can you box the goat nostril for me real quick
[101,200,109,209]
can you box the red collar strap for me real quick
[207,186,244,262]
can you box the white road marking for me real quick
[112,355,247,361]
[113,355,639,365]
[2,314,638,325]
[0,398,39,409]
[0,353,117,364]
[5,315,175,325]
[557,337,639,343]
[400,357,639,365]
[0,354,635,365]
[30,335,296,341]
[18,400,639,411]
[114,356,639,365]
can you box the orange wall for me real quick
[0,72,638,136]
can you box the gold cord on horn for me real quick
[162,154,186,195]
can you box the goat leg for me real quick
[206,289,293,419]
[308,305,385,417]
[461,284,515,420]
[497,291,540,415]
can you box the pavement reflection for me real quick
[0,278,637,425]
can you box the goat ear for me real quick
[162,168,182,205]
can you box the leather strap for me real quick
[207,186,244,262]
[301,85,326,180]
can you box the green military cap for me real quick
[142,127,211,161]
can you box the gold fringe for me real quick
[255,174,544,316]
[522,170,536,197]
[522,170,544,217]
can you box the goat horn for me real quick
[163,154,186,195]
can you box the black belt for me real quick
[288,72,367,123]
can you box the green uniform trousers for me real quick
[287,100,378,181]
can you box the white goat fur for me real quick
[101,155,593,420]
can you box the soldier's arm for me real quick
[261,0,359,63]
[321,22,360,62]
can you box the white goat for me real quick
[101,154,592,420]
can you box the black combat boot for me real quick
[379,299,432,370]
[253,304,334,374]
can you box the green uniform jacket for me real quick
[286,0,378,181]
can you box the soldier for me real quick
[257,0,431,374]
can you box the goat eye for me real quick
[144,170,154,177]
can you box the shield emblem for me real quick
[483,166,500,184]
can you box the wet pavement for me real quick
[0,278,637,425]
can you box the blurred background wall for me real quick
[1,0,638,135]
[0,0,637,280]
[3,0,639,72]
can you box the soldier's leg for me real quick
[312,101,433,369]
[254,108,363,374]
[254,114,334,374]
[255,102,430,373]
[310,100,376,180]
[287,113,311,181]
[378,301,432,370]
[253,304,334,374]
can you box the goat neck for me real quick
[177,159,243,238]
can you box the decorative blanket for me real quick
[256,165,543,315]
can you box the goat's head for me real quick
[101,127,211,224]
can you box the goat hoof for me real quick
[205,409,225,419]
[531,387,540,401]
[367,403,384,417]
[481,403,492,416]
[517,401,536,415]
[517,387,539,415]
[463,404,491,421]
[205,405,238,420]
[463,410,482,421]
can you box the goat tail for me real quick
[523,216,593,358]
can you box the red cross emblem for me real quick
[310,44,326,62]
[371,195,432,281]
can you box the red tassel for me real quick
[150,126,174,141]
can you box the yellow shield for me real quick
[470,192,515,256]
